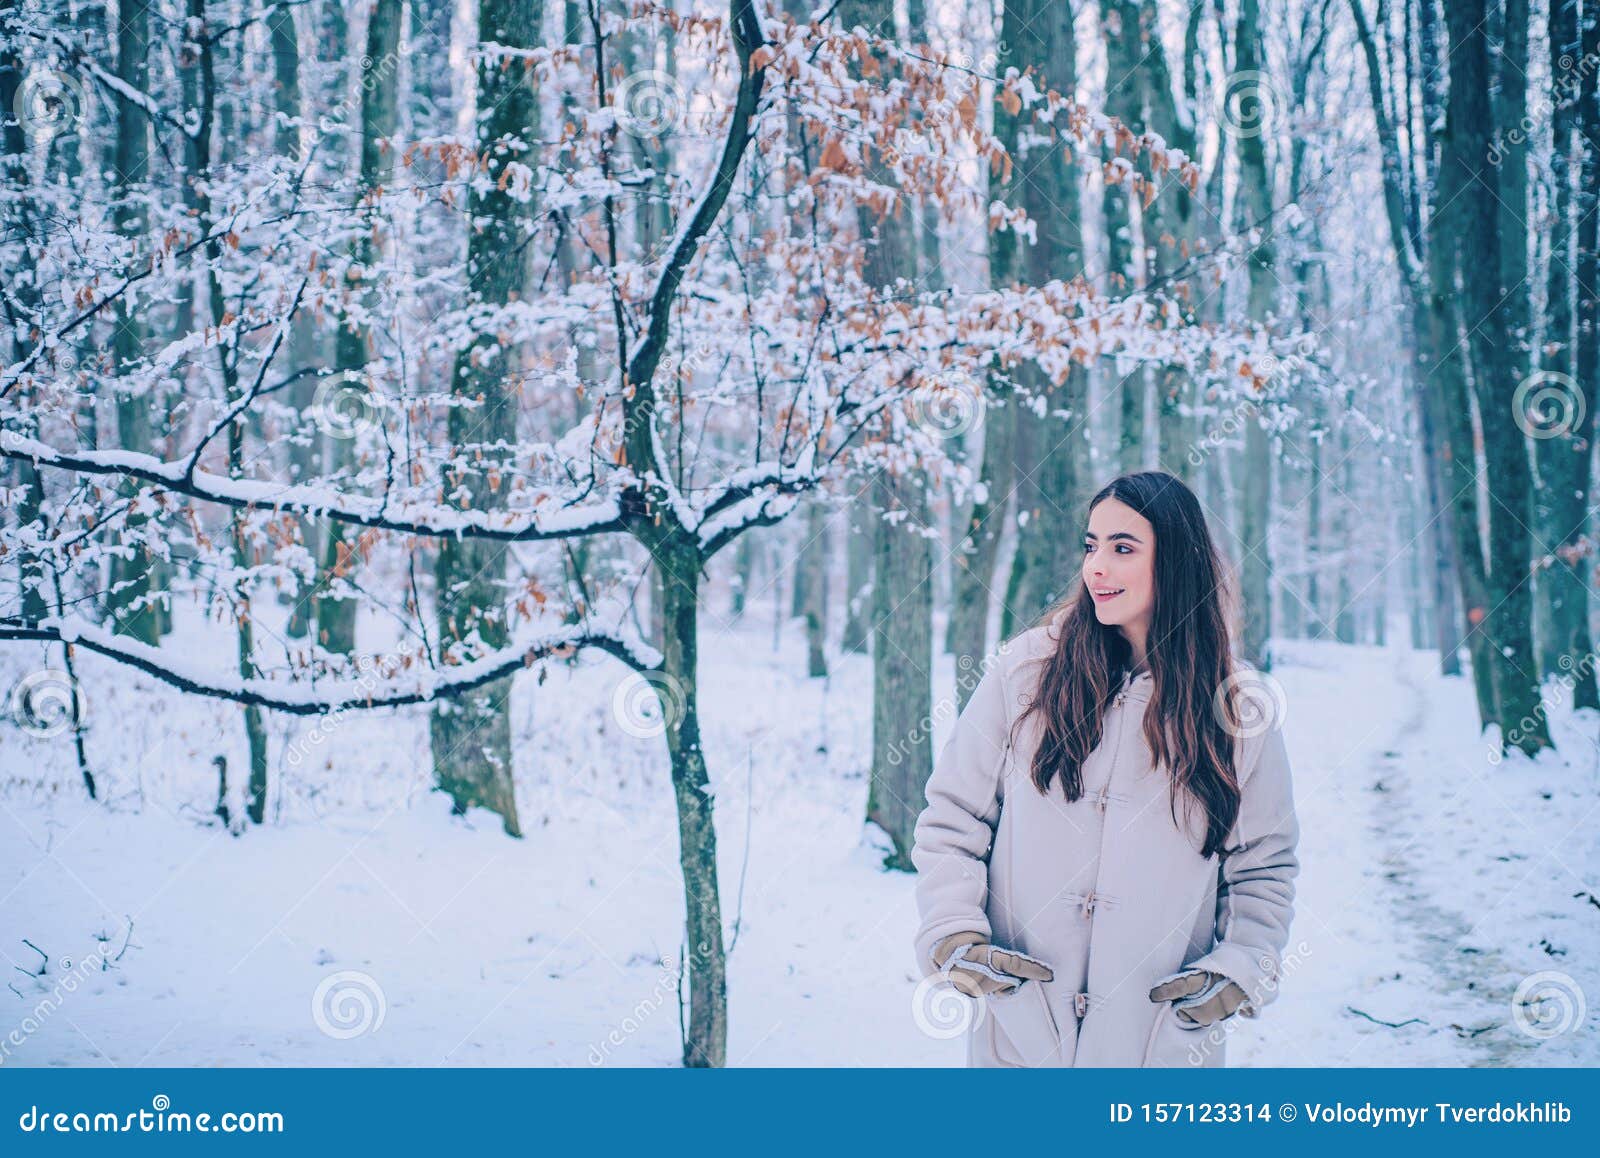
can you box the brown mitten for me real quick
[1148,967,1251,1026]
[933,931,1055,998]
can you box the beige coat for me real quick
[911,620,1300,1067]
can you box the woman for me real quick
[911,470,1300,1067]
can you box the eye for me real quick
[1082,540,1094,553]
[1115,544,1132,554]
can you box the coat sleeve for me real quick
[909,659,1014,979]
[1183,719,1301,1017]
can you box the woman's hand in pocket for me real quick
[1148,967,1250,1026]
[932,931,1055,998]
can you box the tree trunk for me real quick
[2,1,47,626]
[1153,0,1203,477]
[656,542,726,1066]
[1234,0,1274,670]
[866,465,933,870]
[838,0,933,870]
[1417,0,1506,726]
[1574,0,1600,710]
[1532,0,1593,704]
[947,382,1015,709]
[1445,0,1548,752]
[797,499,829,677]
[269,0,322,641]
[316,1,403,655]
[839,491,872,652]
[105,0,170,645]
[948,0,1025,683]
[429,0,543,836]
[179,0,269,821]
[1350,0,1469,678]
[408,0,454,132]
[1102,0,1146,472]
[906,0,943,290]
[1003,0,1091,634]
[1305,399,1326,639]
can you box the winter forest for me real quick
[1,0,1597,1068]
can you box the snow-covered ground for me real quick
[1,620,1596,1066]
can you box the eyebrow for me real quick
[1084,531,1143,543]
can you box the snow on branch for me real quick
[0,432,635,543]
[0,615,661,714]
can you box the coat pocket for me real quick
[984,980,1063,1066]
[1139,1001,1212,1068]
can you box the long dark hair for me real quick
[1010,470,1245,858]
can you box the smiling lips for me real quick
[1091,586,1125,602]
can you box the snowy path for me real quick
[1229,643,1599,1067]
[1344,649,1599,1064]
[1,631,1594,1066]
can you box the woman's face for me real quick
[1082,497,1156,633]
